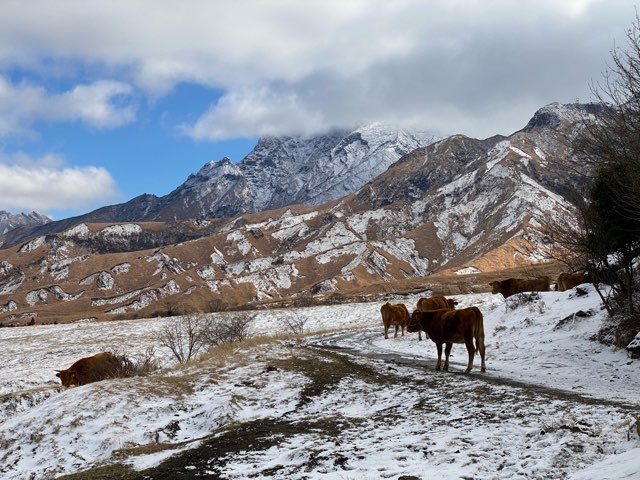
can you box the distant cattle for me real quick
[55,352,118,387]
[414,295,459,340]
[489,276,550,299]
[380,302,411,339]
[407,307,486,373]
[556,271,586,292]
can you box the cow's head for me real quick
[406,310,422,332]
[489,281,501,294]
[55,369,78,387]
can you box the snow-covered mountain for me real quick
[151,123,434,220]
[0,103,601,324]
[0,211,51,235]
[0,125,433,247]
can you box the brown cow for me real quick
[557,271,586,291]
[414,295,459,340]
[407,307,486,373]
[489,276,550,299]
[380,302,410,339]
[55,352,119,387]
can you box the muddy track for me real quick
[308,329,640,411]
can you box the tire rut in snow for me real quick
[308,329,640,411]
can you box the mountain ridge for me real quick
[0,124,433,247]
[0,102,597,324]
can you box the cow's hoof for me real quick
[481,367,486,373]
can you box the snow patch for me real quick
[18,236,46,253]
[63,223,90,239]
[100,224,143,237]
[112,263,131,274]
[455,266,481,275]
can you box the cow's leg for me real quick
[394,325,399,338]
[418,330,422,341]
[444,342,453,371]
[464,336,475,373]
[384,323,389,339]
[477,336,486,373]
[400,325,405,337]
[435,343,443,370]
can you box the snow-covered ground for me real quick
[0,284,638,479]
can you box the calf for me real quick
[380,302,410,339]
[407,307,486,373]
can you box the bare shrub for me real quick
[505,292,546,314]
[157,314,210,364]
[203,312,254,346]
[280,310,308,335]
[109,347,162,377]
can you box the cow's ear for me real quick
[55,372,61,378]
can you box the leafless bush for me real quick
[91,347,163,380]
[110,347,162,377]
[202,312,254,346]
[505,292,546,314]
[280,310,308,335]
[157,314,210,364]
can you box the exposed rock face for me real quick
[0,103,599,324]
[139,123,434,220]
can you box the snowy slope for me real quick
[0,284,638,479]
[155,123,434,220]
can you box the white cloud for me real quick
[0,0,634,138]
[184,87,331,140]
[0,77,136,136]
[0,154,119,213]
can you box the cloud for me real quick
[0,0,634,138]
[0,77,136,136]
[0,153,119,213]
[183,87,331,140]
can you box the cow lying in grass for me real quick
[380,302,410,339]
[55,352,119,387]
[407,307,486,373]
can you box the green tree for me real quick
[575,14,640,318]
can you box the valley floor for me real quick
[0,286,638,479]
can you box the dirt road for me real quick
[60,329,639,480]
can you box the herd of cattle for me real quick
[54,271,588,386]
[380,270,588,374]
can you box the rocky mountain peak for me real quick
[523,102,604,133]
[0,211,51,235]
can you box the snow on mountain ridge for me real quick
[0,211,51,236]
[161,124,434,220]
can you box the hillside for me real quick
[0,287,638,479]
[0,103,599,325]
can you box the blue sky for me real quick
[0,0,636,220]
